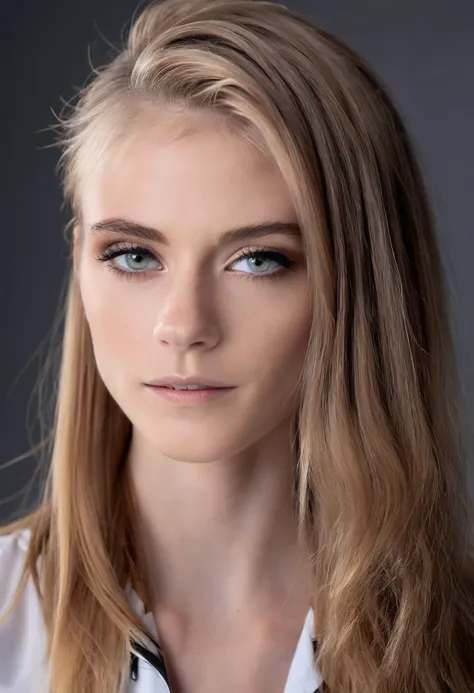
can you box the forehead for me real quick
[80,109,296,236]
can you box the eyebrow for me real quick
[89,217,301,245]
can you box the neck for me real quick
[126,424,310,631]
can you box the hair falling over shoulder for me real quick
[2,0,474,691]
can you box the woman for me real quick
[1,0,474,691]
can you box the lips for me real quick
[145,382,234,404]
[146,375,230,388]
[159,385,220,390]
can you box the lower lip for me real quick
[145,385,234,403]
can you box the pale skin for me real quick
[76,106,313,692]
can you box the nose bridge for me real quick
[153,263,218,348]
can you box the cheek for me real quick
[243,287,312,386]
[79,270,148,387]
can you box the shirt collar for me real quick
[125,583,324,693]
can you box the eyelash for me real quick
[94,242,297,282]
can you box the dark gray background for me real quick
[1,0,473,522]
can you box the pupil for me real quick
[253,257,266,267]
[128,252,146,268]
[251,256,269,271]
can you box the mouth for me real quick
[145,384,235,404]
[157,384,223,390]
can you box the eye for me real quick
[95,243,161,278]
[94,243,297,281]
[229,249,296,278]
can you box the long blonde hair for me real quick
[2,0,474,690]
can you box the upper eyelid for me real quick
[98,242,293,262]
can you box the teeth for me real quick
[169,385,210,390]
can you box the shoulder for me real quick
[0,528,49,690]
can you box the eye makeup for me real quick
[94,242,298,283]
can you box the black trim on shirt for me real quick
[130,639,169,682]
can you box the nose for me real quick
[152,271,220,351]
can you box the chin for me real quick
[136,421,239,463]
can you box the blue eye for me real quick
[229,249,295,278]
[95,243,296,281]
[111,249,160,272]
[95,243,161,280]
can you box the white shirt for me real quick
[0,529,324,692]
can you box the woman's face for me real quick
[77,109,312,463]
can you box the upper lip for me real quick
[146,375,231,388]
